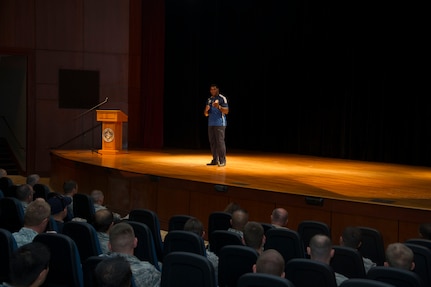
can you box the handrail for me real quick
[51,122,102,150]
[0,115,25,150]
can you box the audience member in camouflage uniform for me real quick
[183,217,219,277]
[101,222,161,287]
[94,209,115,254]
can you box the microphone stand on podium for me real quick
[51,97,109,152]
[74,97,109,154]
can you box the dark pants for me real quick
[208,126,226,164]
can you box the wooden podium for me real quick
[96,110,128,154]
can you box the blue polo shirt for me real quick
[207,94,228,126]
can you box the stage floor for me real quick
[50,149,431,211]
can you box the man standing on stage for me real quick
[204,84,229,167]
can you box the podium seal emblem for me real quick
[102,128,114,143]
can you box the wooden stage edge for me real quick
[49,149,431,246]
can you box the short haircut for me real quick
[94,209,114,232]
[256,249,285,276]
[184,217,204,237]
[223,202,241,214]
[210,83,219,89]
[385,242,414,270]
[26,174,40,186]
[271,208,288,225]
[243,221,264,250]
[109,222,135,252]
[0,168,7,177]
[231,208,249,231]
[309,234,333,261]
[9,242,50,286]
[63,180,77,194]
[16,184,33,201]
[341,226,362,249]
[91,189,104,202]
[95,256,132,287]
[419,223,431,240]
[24,199,51,226]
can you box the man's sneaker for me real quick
[207,161,218,166]
[218,162,226,167]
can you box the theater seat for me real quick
[209,230,244,256]
[238,273,296,287]
[404,242,431,287]
[73,193,96,224]
[128,208,164,262]
[339,278,396,287]
[168,214,194,232]
[366,266,423,287]
[0,197,24,232]
[357,227,385,266]
[0,228,18,283]
[161,252,216,287]
[330,245,366,279]
[264,228,305,275]
[218,245,259,287]
[62,221,102,263]
[208,211,232,245]
[33,183,50,200]
[285,258,338,287]
[163,230,206,257]
[33,233,84,287]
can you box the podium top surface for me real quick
[96,110,128,122]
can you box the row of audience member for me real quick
[2,180,428,287]
[224,203,422,286]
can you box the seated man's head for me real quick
[47,195,72,221]
[16,184,34,203]
[384,242,415,271]
[24,198,51,233]
[26,174,40,187]
[243,221,265,254]
[230,208,249,232]
[307,234,334,264]
[63,180,78,196]
[9,242,51,287]
[95,256,132,287]
[184,217,205,238]
[419,223,431,240]
[108,222,137,254]
[94,209,115,233]
[340,226,362,249]
[91,189,104,205]
[224,202,241,214]
[0,168,7,177]
[253,249,285,277]
[270,208,288,227]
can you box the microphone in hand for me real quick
[205,98,211,112]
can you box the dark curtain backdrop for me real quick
[140,0,165,148]
[162,0,429,166]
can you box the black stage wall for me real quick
[163,0,428,166]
